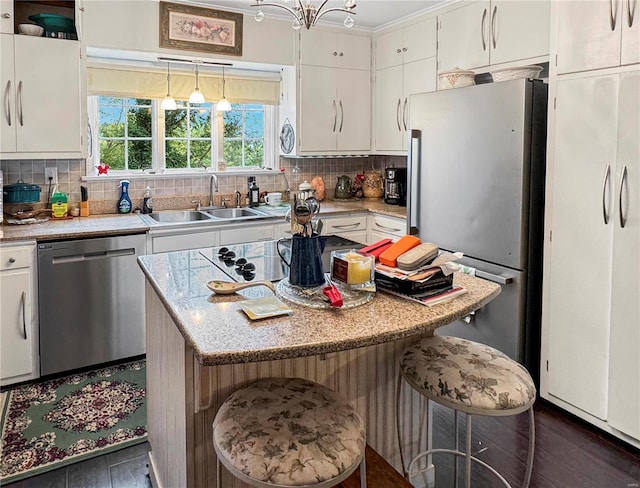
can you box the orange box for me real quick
[379,235,421,268]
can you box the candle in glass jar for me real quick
[331,250,374,286]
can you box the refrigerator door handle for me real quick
[475,269,513,285]
[407,129,421,235]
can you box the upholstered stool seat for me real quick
[213,377,367,488]
[396,335,536,488]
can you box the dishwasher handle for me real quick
[51,248,136,264]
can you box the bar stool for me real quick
[396,335,536,488]
[213,377,367,488]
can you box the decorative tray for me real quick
[276,278,374,310]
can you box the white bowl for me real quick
[490,65,543,82]
[18,24,44,36]
[438,68,476,90]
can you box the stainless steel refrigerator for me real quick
[407,78,548,384]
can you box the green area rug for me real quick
[0,360,147,484]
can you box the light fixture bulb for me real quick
[255,9,264,22]
[217,97,231,112]
[292,18,302,30]
[189,89,205,104]
[161,96,177,110]
[344,0,356,8]
[161,62,177,110]
[189,65,206,104]
[343,14,354,28]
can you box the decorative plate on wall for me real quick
[280,119,294,154]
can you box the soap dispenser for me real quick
[142,186,153,214]
[117,180,132,214]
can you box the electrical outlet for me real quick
[45,167,58,184]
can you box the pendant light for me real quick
[217,66,231,112]
[188,64,205,104]
[160,62,177,110]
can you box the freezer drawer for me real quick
[37,234,146,376]
[436,258,526,364]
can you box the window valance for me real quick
[87,66,280,105]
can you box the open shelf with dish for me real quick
[13,0,76,39]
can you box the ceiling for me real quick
[199,0,452,30]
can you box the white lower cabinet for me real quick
[1,242,38,386]
[543,69,640,442]
[320,214,368,244]
[368,214,406,243]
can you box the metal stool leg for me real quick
[522,407,535,488]
[454,409,459,487]
[360,454,368,488]
[465,414,473,488]
[216,456,222,488]
[396,373,407,477]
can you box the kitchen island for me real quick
[138,246,500,488]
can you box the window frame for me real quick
[86,96,277,176]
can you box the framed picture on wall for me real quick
[159,1,243,56]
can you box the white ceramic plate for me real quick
[238,296,293,320]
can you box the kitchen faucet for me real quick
[235,191,242,208]
[209,174,218,207]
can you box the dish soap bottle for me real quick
[117,180,132,214]
[142,186,153,214]
[51,186,68,218]
[248,176,260,208]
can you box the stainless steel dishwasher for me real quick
[37,234,146,376]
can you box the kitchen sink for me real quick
[146,211,214,223]
[205,207,267,219]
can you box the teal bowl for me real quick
[28,13,75,33]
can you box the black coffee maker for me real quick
[384,167,407,206]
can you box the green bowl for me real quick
[28,13,75,33]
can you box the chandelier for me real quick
[252,0,357,30]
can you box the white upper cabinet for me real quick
[299,65,370,153]
[0,35,82,155]
[300,29,371,70]
[0,0,12,33]
[557,0,640,74]
[438,0,550,71]
[376,17,437,70]
[374,16,437,152]
[297,29,371,154]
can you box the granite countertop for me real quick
[0,199,406,242]
[138,248,500,366]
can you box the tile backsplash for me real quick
[1,155,406,214]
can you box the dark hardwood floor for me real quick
[4,400,639,488]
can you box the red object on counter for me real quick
[322,280,343,308]
[360,238,394,262]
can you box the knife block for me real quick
[80,201,90,217]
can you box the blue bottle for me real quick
[117,180,132,214]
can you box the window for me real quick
[165,101,213,170]
[223,104,265,169]
[96,97,153,171]
[88,96,274,174]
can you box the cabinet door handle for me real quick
[21,291,27,340]
[610,0,618,30]
[628,0,636,27]
[4,80,10,127]
[602,164,611,224]
[491,5,498,49]
[396,98,402,131]
[1,13,11,19]
[481,8,488,51]
[375,222,402,232]
[332,99,337,132]
[333,51,338,56]
[619,165,628,228]
[402,97,408,131]
[338,100,344,133]
[17,80,24,126]
[396,48,402,54]
[333,223,361,230]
